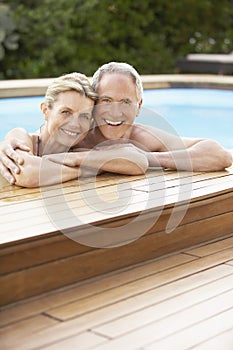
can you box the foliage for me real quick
[0,3,19,61]
[0,0,232,79]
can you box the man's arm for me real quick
[0,128,32,184]
[45,144,149,176]
[133,125,233,171]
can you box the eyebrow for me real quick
[98,95,132,102]
[98,95,112,99]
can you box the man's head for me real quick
[92,62,143,102]
[92,62,143,140]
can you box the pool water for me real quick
[0,96,44,141]
[139,88,233,149]
[0,88,233,148]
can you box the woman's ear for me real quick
[40,102,49,121]
[136,99,143,116]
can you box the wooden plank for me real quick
[1,208,233,306]
[0,235,92,275]
[186,235,233,257]
[89,290,233,350]
[0,253,223,329]
[144,306,233,350]
[2,264,232,350]
[33,332,106,350]
[92,271,233,338]
[1,175,232,242]
[191,327,233,350]
[0,247,195,307]
[46,247,233,321]
[0,315,58,350]
[1,170,232,238]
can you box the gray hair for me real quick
[92,62,143,101]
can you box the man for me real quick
[0,62,232,186]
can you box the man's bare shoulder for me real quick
[130,123,172,151]
[130,123,159,141]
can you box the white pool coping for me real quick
[0,74,233,98]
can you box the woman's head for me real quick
[41,72,97,148]
[45,72,97,108]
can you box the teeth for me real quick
[105,119,123,126]
[62,129,78,137]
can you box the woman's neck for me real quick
[38,128,69,156]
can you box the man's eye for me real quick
[62,110,70,115]
[122,100,131,104]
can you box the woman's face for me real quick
[42,90,94,147]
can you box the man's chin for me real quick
[100,126,129,140]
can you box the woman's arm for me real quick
[14,150,79,188]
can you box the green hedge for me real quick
[0,0,232,79]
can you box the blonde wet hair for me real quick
[92,62,143,101]
[45,72,98,108]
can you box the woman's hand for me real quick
[0,139,30,184]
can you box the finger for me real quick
[5,148,24,165]
[15,141,31,152]
[0,153,21,174]
[0,163,16,184]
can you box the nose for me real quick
[110,102,123,118]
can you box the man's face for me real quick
[93,73,142,140]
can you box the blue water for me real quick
[0,88,233,148]
[0,96,44,140]
[139,88,233,148]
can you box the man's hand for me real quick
[0,139,30,184]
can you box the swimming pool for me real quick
[0,88,233,148]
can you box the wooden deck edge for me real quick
[1,190,233,307]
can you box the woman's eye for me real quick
[80,114,91,120]
[101,98,111,103]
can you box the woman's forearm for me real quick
[14,151,79,188]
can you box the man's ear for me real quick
[40,102,49,121]
[136,99,143,116]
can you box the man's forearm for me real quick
[148,140,233,171]
[62,147,149,175]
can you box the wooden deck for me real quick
[1,235,233,349]
[0,162,233,349]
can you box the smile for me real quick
[61,128,80,137]
[104,119,123,126]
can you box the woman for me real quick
[0,72,148,187]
